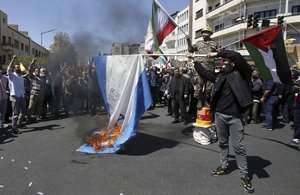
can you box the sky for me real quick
[1,0,188,55]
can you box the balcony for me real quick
[1,42,14,51]
[206,0,242,19]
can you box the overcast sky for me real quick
[1,0,188,54]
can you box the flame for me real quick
[85,123,123,151]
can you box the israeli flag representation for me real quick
[77,55,152,153]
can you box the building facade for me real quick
[111,42,141,55]
[161,9,190,63]
[0,10,49,68]
[146,0,300,59]
[190,0,300,55]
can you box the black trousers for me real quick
[172,94,186,121]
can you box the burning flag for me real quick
[144,0,177,55]
[242,25,293,85]
[77,55,152,153]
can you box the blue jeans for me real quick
[0,99,7,126]
[263,96,279,129]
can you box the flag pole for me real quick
[219,39,241,50]
[141,53,207,57]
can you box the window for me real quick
[25,45,29,53]
[215,23,224,31]
[14,40,19,49]
[292,5,300,15]
[195,9,203,19]
[254,9,277,19]
[195,29,202,39]
[2,36,6,44]
[2,17,6,24]
[21,43,24,50]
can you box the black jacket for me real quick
[194,50,253,112]
[168,75,189,100]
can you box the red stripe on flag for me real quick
[242,25,282,52]
[156,20,176,45]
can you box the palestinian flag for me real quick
[242,25,293,85]
[144,0,176,55]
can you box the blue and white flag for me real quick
[77,55,152,153]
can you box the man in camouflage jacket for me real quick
[186,26,217,106]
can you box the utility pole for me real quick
[40,29,57,47]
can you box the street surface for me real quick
[0,105,299,195]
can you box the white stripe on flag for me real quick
[259,48,281,83]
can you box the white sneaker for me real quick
[293,139,300,144]
[289,139,300,146]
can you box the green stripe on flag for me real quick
[243,41,273,81]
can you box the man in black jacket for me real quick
[168,68,189,125]
[193,50,254,193]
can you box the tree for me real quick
[48,32,78,70]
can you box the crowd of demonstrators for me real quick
[146,65,196,125]
[145,46,300,193]
[0,55,104,135]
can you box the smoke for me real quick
[73,114,109,143]
[67,0,149,60]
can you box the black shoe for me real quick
[260,124,273,131]
[241,177,254,193]
[211,166,230,176]
[18,124,27,129]
[172,119,180,124]
[184,120,188,125]
[13,129,22,135]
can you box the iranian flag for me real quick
[242,25,293,85]
[144,0,177,54]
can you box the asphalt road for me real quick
[0,106,299,195]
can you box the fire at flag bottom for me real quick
[76,55,153,154]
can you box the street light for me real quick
[41,28,57,47]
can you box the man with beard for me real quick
[193,50,254,193]
[7,55,27,134]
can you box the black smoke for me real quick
[68,0,149,60]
